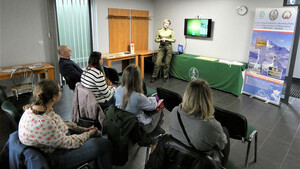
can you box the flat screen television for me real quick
[184,18,212,38]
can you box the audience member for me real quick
[18,79,112,169]
[58,45,83,90]
[114,64,163,133]
[81,51,116,110]
[169,79,230,166]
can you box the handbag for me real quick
[177,110,225,169]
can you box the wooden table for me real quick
[0,62,54,80]
[136,50,157,79]
[103,52,139,70]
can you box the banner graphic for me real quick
[243,7,298,105]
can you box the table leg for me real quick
[140,56,145,79]
[48,68,54,80]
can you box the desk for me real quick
[103,52,138,70]
[0,62,54,81]
[170,54,247,96]
[136,50,157,79]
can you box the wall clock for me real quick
[237,6,248,16]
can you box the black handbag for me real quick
[177,110,225,169]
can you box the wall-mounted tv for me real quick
[184,18,212,38]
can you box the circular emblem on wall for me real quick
[259,11,266,19]
[282,11,292,19]
[269,9,278,21]
[189,67,199,80]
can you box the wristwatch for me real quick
[237,6,248,16]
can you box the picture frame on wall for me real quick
[283,0,300,6]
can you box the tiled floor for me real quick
[1,72,300,169]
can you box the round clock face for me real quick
[237,6,248,16]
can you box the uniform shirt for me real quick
[155,28,176,43]
[81,67,115,103]
[114,86,157,125]
[18,108,90,154]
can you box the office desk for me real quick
[136,50,157,79]
[170,54,246,96]
[103,52,139,70]
[0,62,54,80]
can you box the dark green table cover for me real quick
[170,54,247,96]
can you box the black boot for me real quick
[150,77,155,83]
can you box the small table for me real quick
[136,50,157,79]
[0,62,55,81]
[102,52,139,70]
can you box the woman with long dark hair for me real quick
[81,51,116,109]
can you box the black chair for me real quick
[103,65,120,85]
[156,87,182,112]
[214,106,257,169]
[0,131,96,169]
[0,86,8,106]
[145,134,220,169]
[1,101,21,130]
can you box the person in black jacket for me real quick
[58,45,83,90]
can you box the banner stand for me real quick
[242,7,298,106]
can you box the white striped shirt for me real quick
[81,67,115,103]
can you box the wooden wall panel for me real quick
[108,8,149,53]
[131,10,149,51]
[108,8,130,17]
[109,9,130,53]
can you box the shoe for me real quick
[150,77,155,83]
[163,78,168,82]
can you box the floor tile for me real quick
[281,154,300,169]
[258,136,289,164]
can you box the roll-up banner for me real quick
[243,7,298,105]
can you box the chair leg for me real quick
[145,146,150,164]
[245,140,252,169]
[254,132,258,162]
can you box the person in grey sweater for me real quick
[169,78,230,165]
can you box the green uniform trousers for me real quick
[152,44,173,79]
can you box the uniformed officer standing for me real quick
[151,19,176,83]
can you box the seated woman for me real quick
[81,51,116,109]
[169,79,230,166]
[18,79,113,169]
[114,64,163,134]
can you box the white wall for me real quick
[153,0,300,78]
[95,0,155,53]
[0,0,52,67]
[0,0,299,78]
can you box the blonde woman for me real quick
[169,79,230,165]
[114,64,163,133]
[18,79,112,169]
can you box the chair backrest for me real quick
[10,67,35,97]
[145,134,219,169]
[214,106,248,140]
[72,83,104,129]
[1,101,21,130]
[103,66,120,85]
[156,87,182,112]
[0,86,8,105]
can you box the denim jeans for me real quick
[48,137,113,169]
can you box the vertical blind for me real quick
[56,0,92,69]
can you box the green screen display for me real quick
[184,19,211,37]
